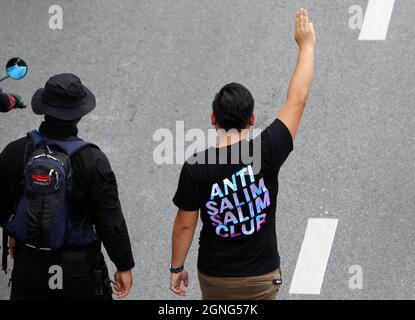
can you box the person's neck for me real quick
[39,115,80,139]
[215,129,248,148]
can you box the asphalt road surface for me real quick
[0,0,414,300]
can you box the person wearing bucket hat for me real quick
[31,73,96,120]
[0,73,135,300]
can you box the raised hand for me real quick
[295,8,316,50]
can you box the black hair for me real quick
[212,83,255,131]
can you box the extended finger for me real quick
[303,9,309,28]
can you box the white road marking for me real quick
[289,218,339,295]
[359,0,395,40]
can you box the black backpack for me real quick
[2,130,97,269]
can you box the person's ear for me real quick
[249,113,255,126]
[211,112,217,126]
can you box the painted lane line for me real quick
[289,218,339,295]
[359,0,395,40]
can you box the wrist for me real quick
[299,46,315,52]
[116,262,135,272]
[170,264,184,274]
[117,268,132,274]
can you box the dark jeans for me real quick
[10,244,112,300]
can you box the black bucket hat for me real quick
[31,73,96,120]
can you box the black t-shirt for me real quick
[173,119,293,277]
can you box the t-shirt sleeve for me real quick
[258,119,294,174]
[173,162,200,211]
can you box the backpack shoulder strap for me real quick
[27,130,45,149]
[28,130,98,157]
[44,139,97,157]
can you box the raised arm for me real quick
[278,8,316,139]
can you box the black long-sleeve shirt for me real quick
[0,120,135,271]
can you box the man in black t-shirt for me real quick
[170,9,316,300]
